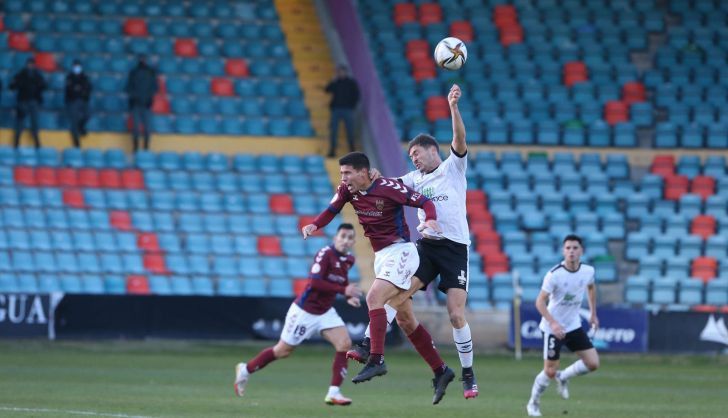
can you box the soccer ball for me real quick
[434,37,467,71]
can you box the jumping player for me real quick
[302,152,456,404]
[526,235,600,417]
[348,84,478,399]
[234,223,363,406]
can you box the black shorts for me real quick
[413,237,469,294]
[543,328,594,361]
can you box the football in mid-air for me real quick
[434,37,467,70]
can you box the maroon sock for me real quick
[369,308,388,358]
[331,351,348,386]
[407,324,445,372]
[246,347,277,373]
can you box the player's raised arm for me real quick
[304,183,349,239]
[449,84,466,156]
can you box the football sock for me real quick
[246,347,276,373]
[530,370,550,401]
[453,323,474,369]
[560,359,590,380]
[327,386,340,397]
[368,308,387,359]
[364,304,397,338]
[331,351,348,386]
[407,324,445,372]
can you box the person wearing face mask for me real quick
[65,59,92,148]
[10,58,47,148]
[125,55,158,152]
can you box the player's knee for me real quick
[585,357,600,371]
[336,337,352,352]
[273,343,294,359]
[448,311,466,328]
[366,292,383,309]
[396,316,417,335]
[544,365,558,379]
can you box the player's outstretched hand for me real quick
[448,84,461,107]
[417,219,442,234]
[369,168,382,181]
[347,297,362,308]
[590,314,600,331]
[550,320,566,339]
[301,224,318,239]
[345,283,362,299]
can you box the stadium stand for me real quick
[0,0,314,136]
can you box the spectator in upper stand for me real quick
[65,59,92,148]
[125,54,158,152]
[10,58,47,148]
[324,64,360,158]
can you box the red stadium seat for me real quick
[499,26,523,46]
[143,254,168,274]
[8,32,31,51]
[99,169,122,189]
[0,18,4,32]
[622,82,646,104]
[137,233,160,252]
[62,188,85,208]
[484,253,510,277]
[34,52,57,72]
[13,166,35,186]
[121,169,144,189]
[604,101,629,125]
[650,155,675,177]
[691,257,717,282]
[425,96,450,122]
[663,175,689,200]
[151,95,170,114]
[293,278,309,297]
[450,21,474,42]
[393,3,417,26]
[270,194,294,214]
[109,210,133,231]
[692,304,719,313]
[258,236,283,256]
[406,40,430,61]
[412,67,436,81]
[123,18,148,36]
[419,3,442,25]
[298,216,325,236]
[35,167,57,186]
[466,190,487,206]
[470,222,494,237]
[691,176,715,200]
[211,77,235,97]
[78,168,100,188]
[691,215,716,239]
[174,39,198,57]
[57,167,79,187]
[225,59,249,77]
[126,275,151,294]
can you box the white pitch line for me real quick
[0,406,154,418]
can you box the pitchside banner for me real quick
[0,293,62,339]
[510,304,648,353]
[648,311,728,353]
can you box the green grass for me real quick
[1,340,727,418]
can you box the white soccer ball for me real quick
[434,37,467,71]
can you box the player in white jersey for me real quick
[348,84,479,400]
[527,235,600,417]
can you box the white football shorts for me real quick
[280,302,345,346]
[373,241,419,290]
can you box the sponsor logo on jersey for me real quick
[354,209,383,217]
[422,187,434,198]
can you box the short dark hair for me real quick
[563,234,583,246]
[339,152,370,170]
[337,223,354,232]
[408,134,439,152]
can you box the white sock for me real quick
[327,386,340,397]
[530,370,550,401]
[364,304,398,338]
[560,359,590,380]
[453,323,474,368]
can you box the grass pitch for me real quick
[0,339,726,418]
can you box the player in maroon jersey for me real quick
[234,224,363,406]
[302,152,455,403]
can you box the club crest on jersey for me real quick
[375,199,384,210]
